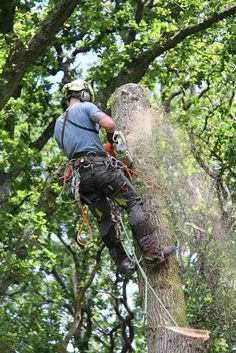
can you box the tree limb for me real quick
[51,268,71,297]
[58,244,104,353]
[0,0,16,34]
[188,130,233,221]
[163,88,183,113]
[0,0,83,111]
[97,4,236,107]
[29,118,57,150]
[139,4,236,67]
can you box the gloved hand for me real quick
[106,132,115,144]
[107,131,121,144]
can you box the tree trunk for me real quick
[111,83,209,353]
[156,327,209,353]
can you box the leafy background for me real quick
[0,1,236,352]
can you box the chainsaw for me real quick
[112,131,133,167]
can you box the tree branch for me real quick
[51,268,71,297]
[163,88,183,113]
[0,0,16,34]
[58,244,104,353]
[97,4,236,108]
[0,116,58,202]
[0,0,83,111]
[10,193,33,214]
[188,130,233,221]
[29,118,57,150]
[140,4,236,67]
[126,0,145,43]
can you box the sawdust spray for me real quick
[129,105,235,292]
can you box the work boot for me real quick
[109,247,136,277]
[143,245,176,268]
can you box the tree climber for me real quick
[54,78,176,276]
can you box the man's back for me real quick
[54,102,105,159]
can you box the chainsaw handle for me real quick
[112,130,120,143]
[106,131,115,144]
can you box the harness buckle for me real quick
[86,151,97,158]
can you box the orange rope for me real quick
[121,164,133,181]
[120,162,163,191]
[59,164,73,183]
[76,201,93,246]
[129,168,163,191]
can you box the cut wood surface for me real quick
[156,326,210,353]
[167,326,210,342]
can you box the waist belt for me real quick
[73,150,107,158]
[72,151,109,167]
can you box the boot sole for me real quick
[120,265,136,278]
[144,250,175,268]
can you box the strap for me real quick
[61,110,68,150]
[66,119,99,134]
[61,109,99,150]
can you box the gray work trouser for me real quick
[78,156,158,252]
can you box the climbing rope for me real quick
[115,209,178,326]
[76,200,93,246]
[128,167,163,191]
[116,159,163,191]
[57,162,93,246]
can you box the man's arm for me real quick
[94,111,116,133]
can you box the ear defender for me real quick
[79,90,91,102]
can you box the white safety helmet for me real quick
[62,78,94,102]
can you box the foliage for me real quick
[0,0,236,352]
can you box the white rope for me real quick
[117,212,178,326]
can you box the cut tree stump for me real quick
[153,326,209,353]
[155,326,210,353]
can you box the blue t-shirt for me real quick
[54,102,105,159]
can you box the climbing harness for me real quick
[58,152,163,247]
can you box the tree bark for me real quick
[0,0,16,34]
[155,327,209,353]
[111,84,209,353]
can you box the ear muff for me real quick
[79,89,91,102]
[67,90,92,102]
